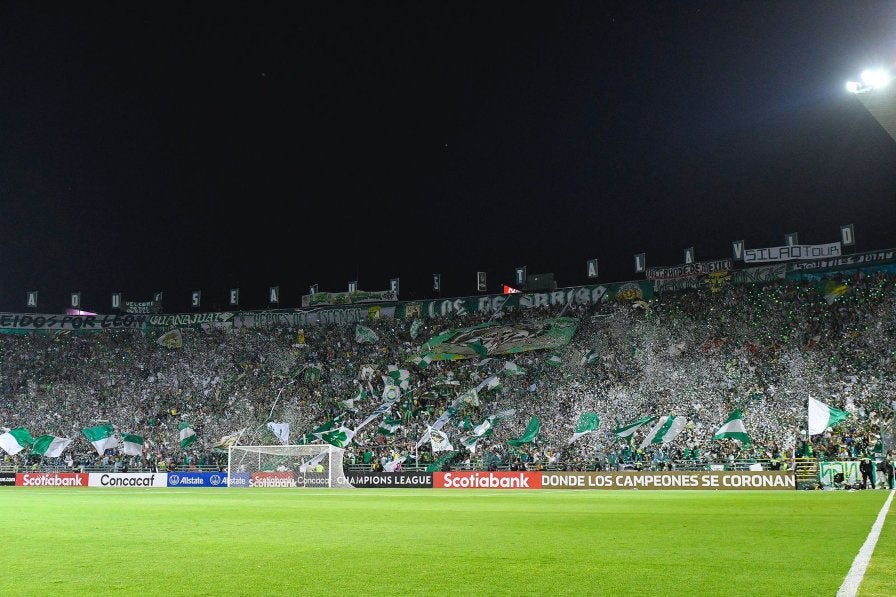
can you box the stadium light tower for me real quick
[846,67,896,144]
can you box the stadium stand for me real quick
[1,259,895,488]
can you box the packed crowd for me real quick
[1,268,895,473]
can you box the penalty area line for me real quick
[837,489,894,597]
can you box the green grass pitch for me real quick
[1,489,892,596]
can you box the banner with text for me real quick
[433,471,542,489]
[15,472,89,487]
[301,289,398,308]
[0,313,146,332]
[646,259,733,280]
[343,472,433,488]
[146,312,235,329]
[166,472,230,487]
[399,281,653,320]
[744,242,841,263]
[786,248,896,273]
[88,473,168,488]
[539,471,795,490]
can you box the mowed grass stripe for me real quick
[858,491,896,597]
[0,489,890,596]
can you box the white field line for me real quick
[837,489,894,597]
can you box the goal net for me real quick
[227,445,353,488]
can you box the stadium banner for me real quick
[166,472,230,488]
[786,248,896,273]
[539,471,795,490]
[818,461,860,487]
[122,300,161,314]
[88,473,168,488]
[146,312,235,329]
[743,242,841,263]
[0,472,16,486]
[300,289,398,308]
[248,472,331,488]
[653,265,786,294]
[234,306,395,328]
[646,259,733,280]
[15,472,89,487]
[398,281,653,320]
[0,313,146,332]
[433,471,542,489]
[343,472,433,488]
[421,317,577,361]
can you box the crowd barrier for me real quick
[0,471,799,490]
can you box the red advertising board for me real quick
[433,471,542,489]
[16,473,89,487]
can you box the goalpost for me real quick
[227,444,354,488]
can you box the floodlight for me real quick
[846,81,861,93]
[860,68,890,89]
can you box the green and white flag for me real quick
[266,422,290,444]
[179,421,198,448]
[639,416,686,449]
[613,416,656,438]
[430,428,454,452]
[547,354,562,367]
[304,363,323,383]
[459,388,479,406]
[320,426,355,448]
[409,319,423,340]
[377,416,402,436]
[354,387,368,402]
[412,353,434,369]
[713,410,751,445]
[474,375,501,393]
[0,427,34,455]
[808,397,850,435]
[382,383,401,402]
[302,416,343,444]
[356,397,400,433]
[507,417,541,447]
[503,361,526,376]
[355,324,379,344]
[387,366,411,390]
[568,413,600,444]
[82,424,118,455]
[31,435,72,458]
[121,434,145,456]
[580,349,600,366]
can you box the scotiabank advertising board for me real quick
[88,473,168,488]
[249,472,331,488]
[16,473,89,487]
[540,471,796,490]
[433,471,542,489]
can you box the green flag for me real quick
[713,410,751,445]
[409,319,423,340]
[377,416,402,436]
[178,421,198,448]
[355,324,379,344]
[122,434,145,456]
[507,417,541,446]
[808,397,850,435]
[0,427,34,455]
[568,413,600,444]
[82,424,118,455]
[613,416,656,438]
[31,435,72,457]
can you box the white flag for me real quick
[266,422,290,444]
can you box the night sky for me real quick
[1,2,896,313]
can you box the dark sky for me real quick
[2,1,896,312]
